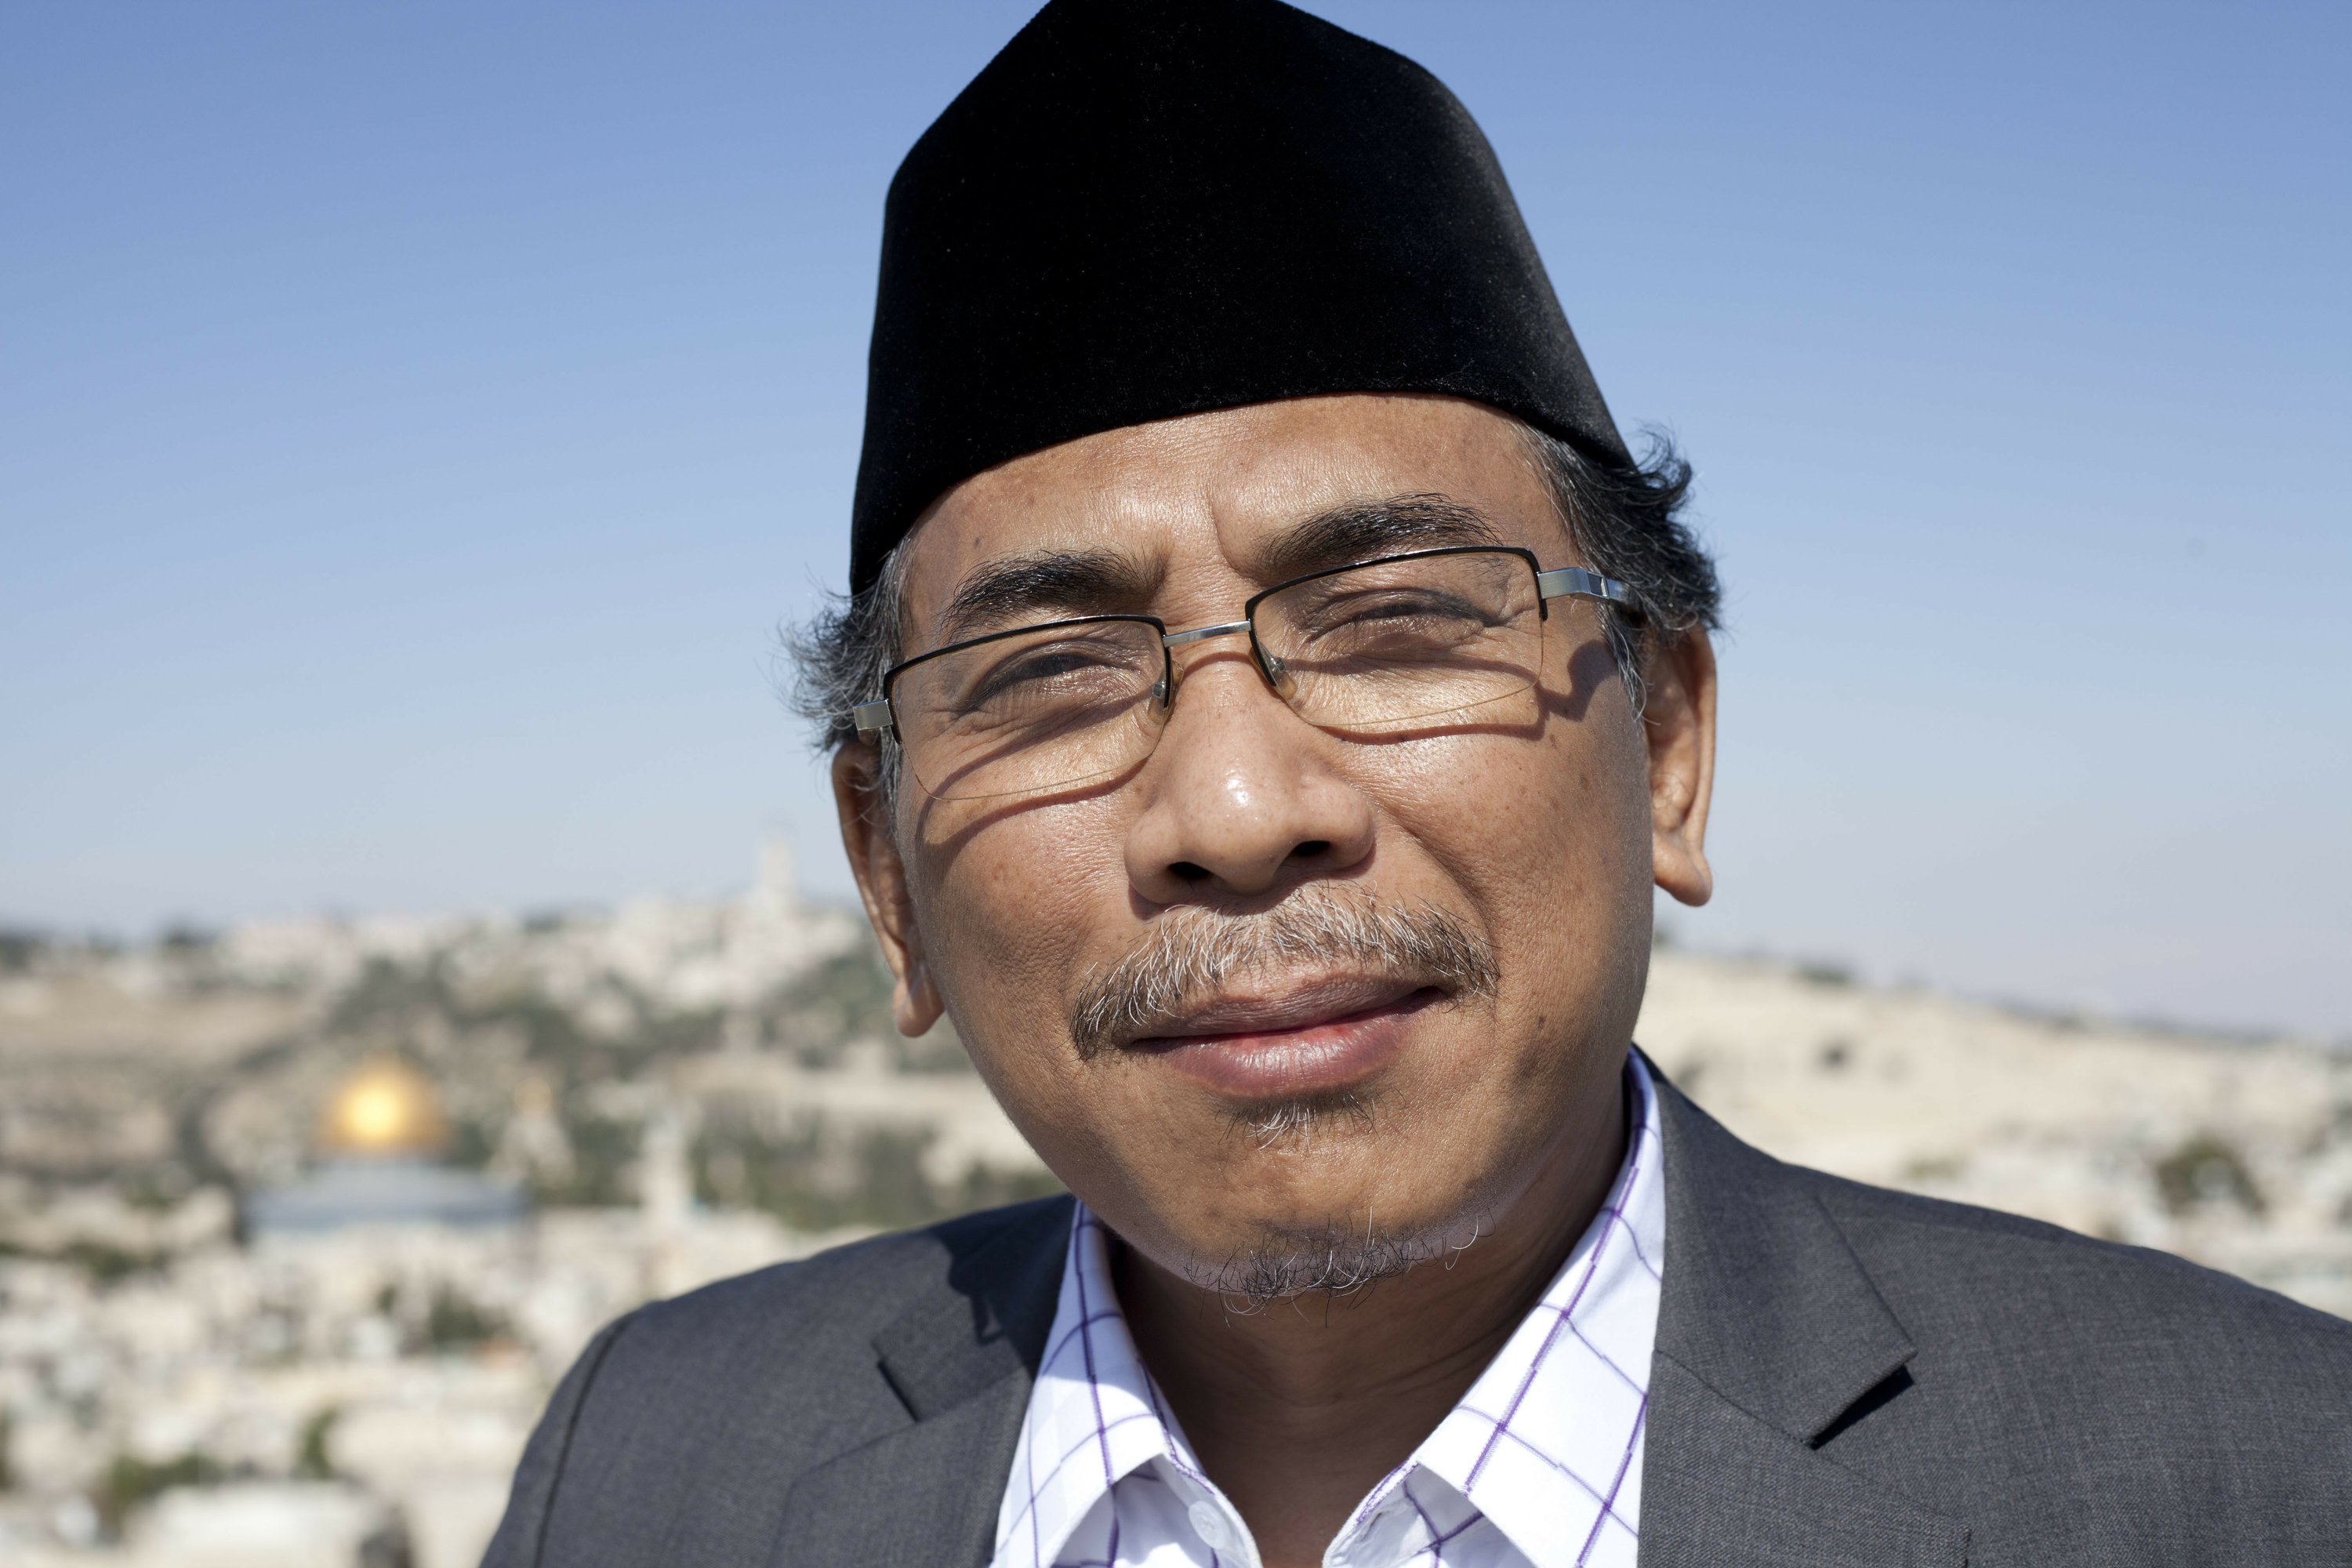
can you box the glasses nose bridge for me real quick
[1155,614,1287,712]
[1159,616,1253,651]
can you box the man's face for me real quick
[836,393,1712,1288]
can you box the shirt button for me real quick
[1186,1499,1233,1550]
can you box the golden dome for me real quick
[319,1058,450,1158]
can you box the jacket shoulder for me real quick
[583,1193,1073,1450]
[1649,1065,2352,1373]
[482,1196,1073,1568]
[1811,1166,2352,1356]
[1786,1167,2352,1552]
[626,1192,1073,1352]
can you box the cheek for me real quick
[1370,702,1654,1019]
[905,797,1130,1072]
[1377,703,1647,892]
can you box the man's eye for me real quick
[1308,591,1490,637]
[986,651,1098,689]
[962,642,1145,706]
[1356,594,1465,622]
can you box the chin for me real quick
[1121,1123,1500,1300]
[1179,1181,1496,1308]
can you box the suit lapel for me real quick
[771,1196,1072,1568]
[1639,1358,1967,1567]
[1642,1063,1969,1565]
[771,1374,1032,1566]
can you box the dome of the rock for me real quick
[247,1058,523,1237]
[318,1058,450,1158]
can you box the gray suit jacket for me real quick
[481,1070,2352,1566]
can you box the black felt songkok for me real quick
[849,0,1627,592]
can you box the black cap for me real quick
[848,0,1627,591]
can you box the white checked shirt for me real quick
[992,1052,1666,1568]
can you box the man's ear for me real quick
[831,745,945,1036]
[1643,629,1717,907]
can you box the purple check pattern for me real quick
[992,1053,1666,1568]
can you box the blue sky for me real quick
[3,2,2346,1036]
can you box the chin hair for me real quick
[1234,1089,1377,1150]
[1190,1226,1448,1311]
[1185,1212,1483,1312]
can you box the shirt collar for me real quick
[993,1204,1193,1567]
[1377,1051,1664,1566]
[994,1051,1666,1568]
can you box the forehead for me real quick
[894,394,1570,644]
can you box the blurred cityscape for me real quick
[1,840,2347,1566]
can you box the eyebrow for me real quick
[1254,494,1505,583]
[931,546,1161,647]
[926,494,1506,650]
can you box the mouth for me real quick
[1127,977,1446,1101]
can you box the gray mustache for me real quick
[1068,887,1501,1060]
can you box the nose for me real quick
[1123,649,1377,904]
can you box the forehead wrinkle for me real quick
[1250,494,1507,584]
[929,545,1164,648]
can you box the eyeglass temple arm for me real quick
[1537,566,1631,604]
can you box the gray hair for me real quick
[1512,423,1720,713]
[786,421,1719,800]
[1192,1218,1470,1310]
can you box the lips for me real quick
[1127,976,1443,1101]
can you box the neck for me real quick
[1112,1073,1630,1568]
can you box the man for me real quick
[484,2,2352,1564]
